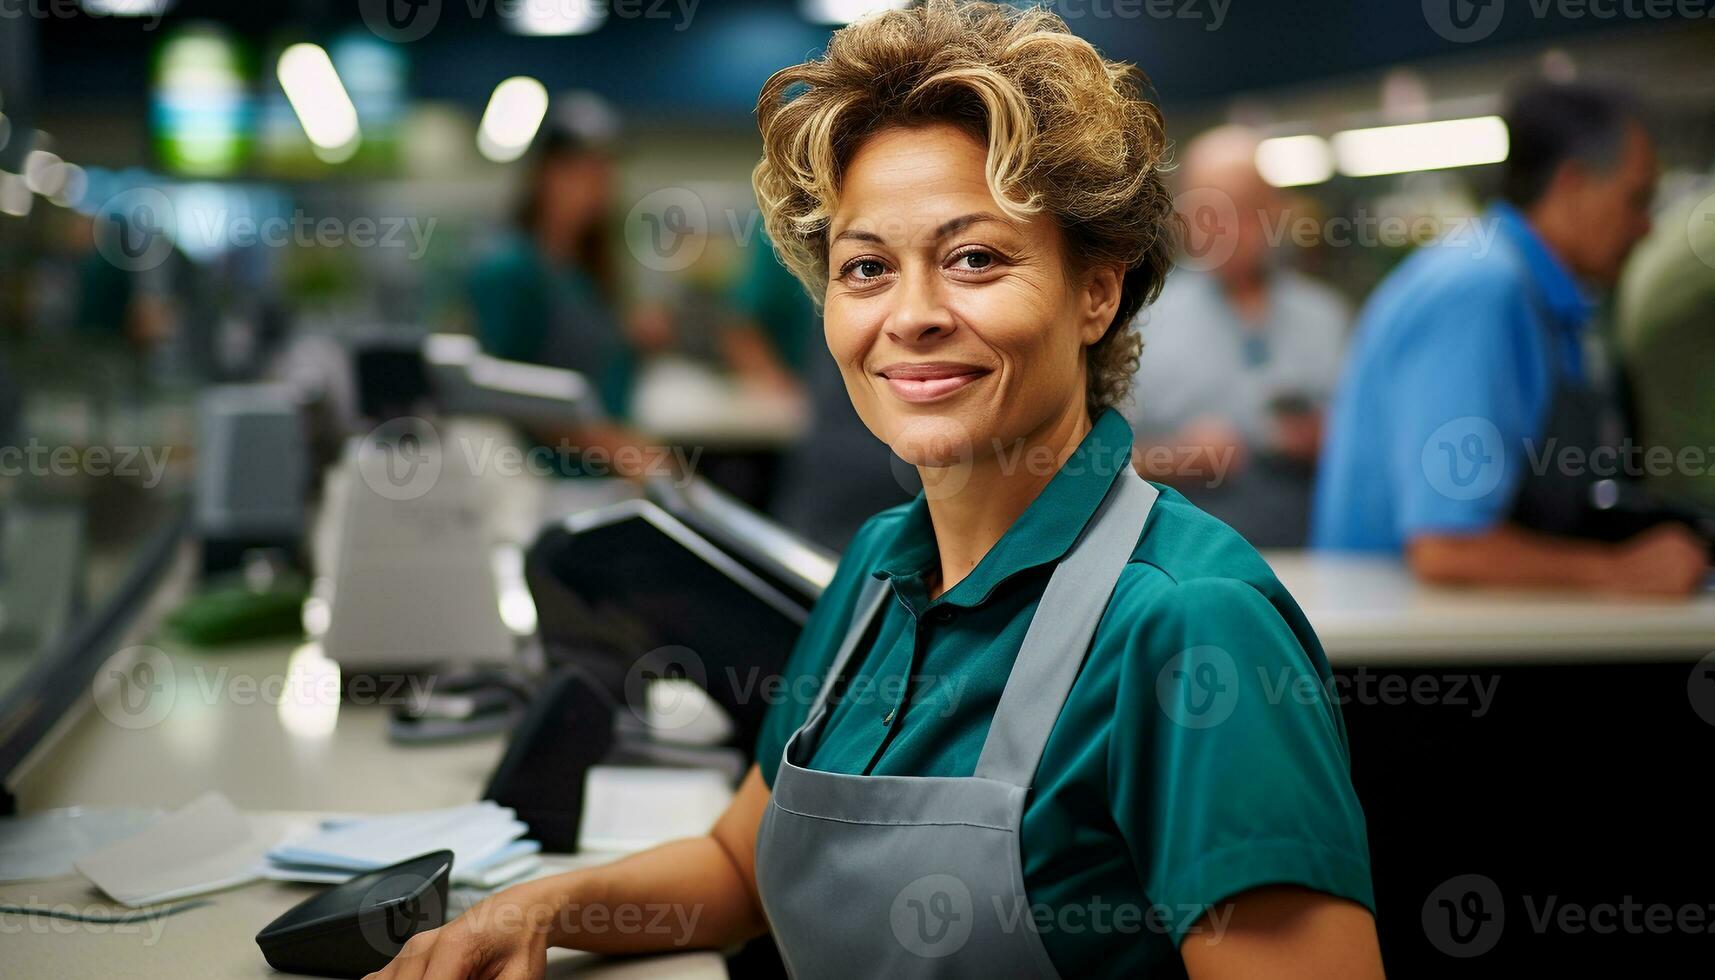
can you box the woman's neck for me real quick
[919,400,1093,600]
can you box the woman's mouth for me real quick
[875,362,991,403]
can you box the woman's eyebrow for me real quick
[932,211,1004,239]
[831,211,1006,247]
[831,227,885,245]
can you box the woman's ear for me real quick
[1078,263,1125,346]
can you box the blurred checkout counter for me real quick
[1268,555,1715,969]
[1,333,1711,975]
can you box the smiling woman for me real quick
[363,4,1382,979]
[753,0,1175,425]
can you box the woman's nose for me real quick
[884,269,955,345]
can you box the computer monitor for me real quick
[525,492,825,752]
[645,475,836,607]
[422,334,604,427]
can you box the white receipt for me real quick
[578,766,733,853]
[74,792,284,907]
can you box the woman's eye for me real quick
[842,258,888,282]
[952,250,995,272]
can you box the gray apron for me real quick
[755,468,1159,979]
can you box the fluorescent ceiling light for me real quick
[1332,116,1509,178]
[800,0,910,25]
[277,43,362,156]
[503,0,606,35]
[477,76,550,163]
[0,172,32,218]
[80,0,172,16]
[1255,135,1333,188]
[51,163,88,207]
[23,149,67,196]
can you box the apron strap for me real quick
[973,468,1158,787]
[805,577,892,721]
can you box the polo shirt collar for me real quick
[872,408,1135,613]
[1490,201,1596,329]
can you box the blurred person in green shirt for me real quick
[1617,182,1715,511]
[466,94,656,476]
[468,94,637,421]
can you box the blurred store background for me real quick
[4,0,1714,557]
[1,2,1714,971]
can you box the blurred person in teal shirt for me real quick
[722,229,813,393]
[468,94,637,421]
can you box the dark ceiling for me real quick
[27,0,1715,121]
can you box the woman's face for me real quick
[540,151,613,235]
[824,123,1121,470]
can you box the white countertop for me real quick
[7,636,729,979]
[1263,551,1715,664]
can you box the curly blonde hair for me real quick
[752,0,1176,414]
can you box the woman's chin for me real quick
[885,413,982,468]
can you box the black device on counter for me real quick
[524,479,831,755]
[482,666,616,853]
[255,850,452,979]
[488,477,833,852]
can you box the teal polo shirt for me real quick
[755,409,1374,977]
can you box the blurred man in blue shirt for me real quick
[1313,82,1708,596]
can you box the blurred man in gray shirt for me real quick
[1127,126,1349,546]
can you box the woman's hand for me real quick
[364,882,557,980]
[363,767,774,979]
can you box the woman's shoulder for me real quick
[1129,484,1276,584]
[1106,484,1310,640]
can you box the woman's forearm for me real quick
[477,766,773,956]
[512,834,766,954]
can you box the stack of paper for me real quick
[0,805,163,882]
[263,802,541,889]
[74,793,299,907]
